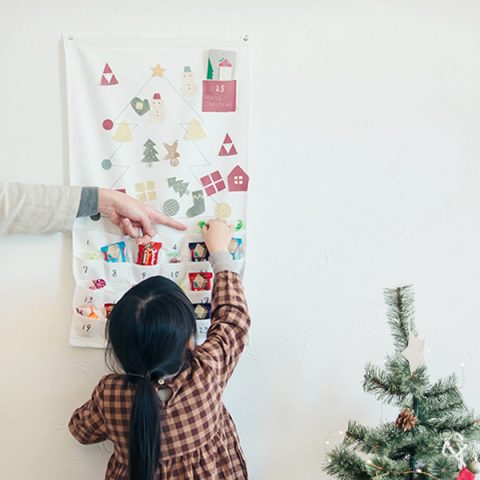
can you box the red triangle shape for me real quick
[218,145,228,156]
[104,63,112,74]
[229,144,238,155]
[224,133,232,144]
[100,75,109,85]
[109,74,119,85]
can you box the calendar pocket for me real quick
[196,319,210,337]
[131,263,162,284]
[70,313,107,348]
[73,258,106,285]
[202,80,237,112]
[161,262,187,285]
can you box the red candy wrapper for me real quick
[189,272,213,291]
[136,242,162,266]
[104,303,115,319]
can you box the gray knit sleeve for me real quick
[76,187,99,218]
[209,251,238,274]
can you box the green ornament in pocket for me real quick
[130,97,150,116]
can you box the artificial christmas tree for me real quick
[325,286,480,480]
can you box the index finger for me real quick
[149,210,187,231]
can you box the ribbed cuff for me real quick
[209,251,237,274]
[76,187,99,218]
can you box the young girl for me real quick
[69,219,250,480]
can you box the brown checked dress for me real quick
[69,271,250,479]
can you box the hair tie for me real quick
[127,370,151,379]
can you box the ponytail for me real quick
[106,276,198,480]
[128,375,161,480]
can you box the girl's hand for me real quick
[202,219,233,253]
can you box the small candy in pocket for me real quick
[136,242,162,266]
[89,278,107,290]
[101,241,127,263]
[229,238,243,260]
[104,303,115,319]
[189,272,213,291]
[76,305,101,320]
[188,242,209,262]
[193,303,211,320]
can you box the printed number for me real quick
[112,269,117,278]
[86,240,90,246]
[84,296,93,303]
[202,297,209,303]
[142,272,147,279]
[82,323,91,333]
[170,270,180,279]
[215,85,225,93]
[172,244,178,251]
[82,266,88,274]
[198,326,209,334]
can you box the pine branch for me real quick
[422,411,480,433]
[324,444,371,480]
[421,376,464,418]
[384,286,416,352]
[345,421,405,455]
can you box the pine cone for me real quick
[396,408,417,432]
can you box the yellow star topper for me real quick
[151,64,166,77]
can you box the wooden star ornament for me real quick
[401,333,427,373]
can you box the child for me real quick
[69,219,250,480]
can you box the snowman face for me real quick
[152,98,164,107]
[183,72,194,81]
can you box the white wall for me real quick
[2,1,480,479]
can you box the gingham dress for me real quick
[69,271,250,479]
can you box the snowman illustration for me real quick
[150,92,166,124]
[180,66,197,97]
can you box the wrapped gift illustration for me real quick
[189,272,213,291]
[193,303,211,320]
[188,242,210,262]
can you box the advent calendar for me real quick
[64,36,250,348]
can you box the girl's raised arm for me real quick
[196,221,251,388]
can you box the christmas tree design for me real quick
[325,286,480,480]
[207,58,214,80]
[168,177,189,197]
[142,139,160,167]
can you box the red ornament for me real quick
[102,119,114,130]
[457,467,476,480]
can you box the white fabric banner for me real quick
[64,36,250,348]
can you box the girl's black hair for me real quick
[105,275,197,480]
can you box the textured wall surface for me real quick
[2,1,480,479]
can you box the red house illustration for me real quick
[227,165,249,192]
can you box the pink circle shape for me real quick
[102,119,114,130]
